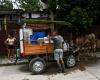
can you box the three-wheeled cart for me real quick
[19,22,76,74]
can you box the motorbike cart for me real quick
[19,23,76,74]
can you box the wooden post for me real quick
[4,15,7,34]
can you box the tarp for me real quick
[30,32,46,44]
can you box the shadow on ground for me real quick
[18,62,84,75]
[18,64,30,73]
[18,57,99,75]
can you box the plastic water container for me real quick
[44,37,49,44]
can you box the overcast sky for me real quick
[11,0,20,9]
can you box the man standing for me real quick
[51,30,65,73]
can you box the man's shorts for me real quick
[54,49,63,61]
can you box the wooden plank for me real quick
[24,43,54,55]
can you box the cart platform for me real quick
[24,43,54,55]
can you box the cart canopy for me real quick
[21,19,72,26]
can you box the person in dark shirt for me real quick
[51,30,65,73]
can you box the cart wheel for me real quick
[65,55,76,68]
[29,57,46,74]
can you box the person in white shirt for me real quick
[5,34,16,59]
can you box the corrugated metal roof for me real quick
[0,9,23,15]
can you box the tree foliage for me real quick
[40,0,100,29]
[0,0,13,10]
[47,0,57,13]
[17,0,43,11]
[56,0,100,28]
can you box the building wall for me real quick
[0,11,49,55]
[0,11,22,55]
[22,12,48,19]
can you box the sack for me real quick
[63,42,69,51]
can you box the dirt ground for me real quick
[0,54,98,75]
[42,56,98,75]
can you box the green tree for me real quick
[56,0,100,28]
[17,0,43,11]
[41,0,58,30]
[0,0,13,10]
[18,0,100,31]
[47,0,57,20]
